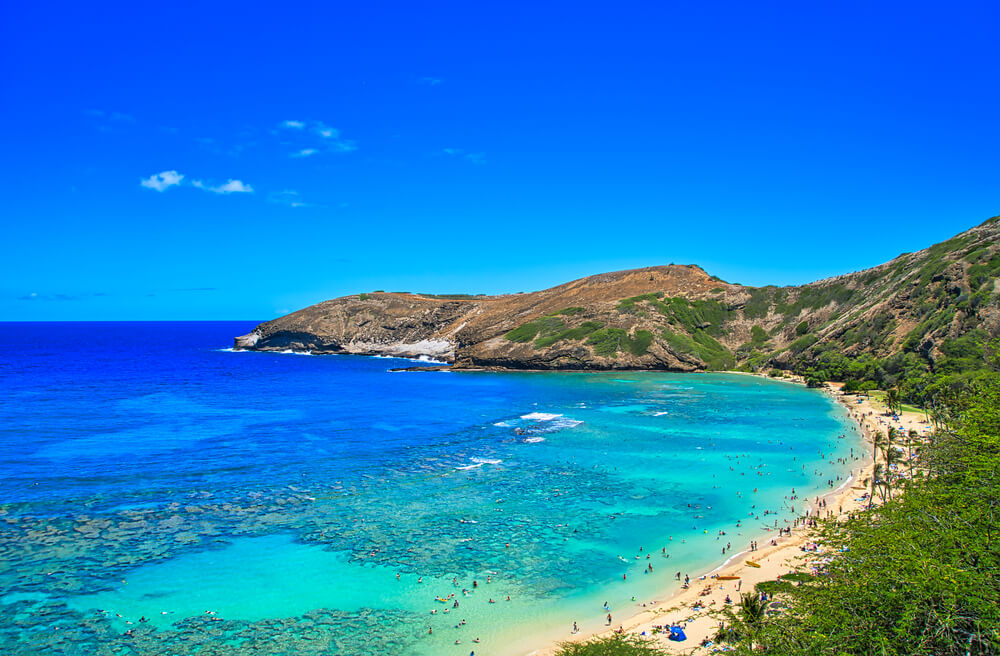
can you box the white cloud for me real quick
[440,148,463,155]
[273,120,357,155]
[315,124,340,139]
[331,140,357,153]
[269,190,313,208]
[417,77,443,86]
[193,179,254,194]
[465,152,487,165]
[140,170,184,191]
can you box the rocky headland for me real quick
[235,216,1000,373]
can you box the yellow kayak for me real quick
[746,561,761,568]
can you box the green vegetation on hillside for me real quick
[614,293,736,368]
[662,329,734,370]
[777,282,857,316]
[534,321,605,348]
[504,315,566,343]
[499,217,998,376]
[742,283,858,324]
[743,287,782,319]
[504,310,610,351]
[587,328,653,357]
[618,294,729,336]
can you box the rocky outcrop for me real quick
[235,216,1000,372]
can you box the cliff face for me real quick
[235,216,1000,372]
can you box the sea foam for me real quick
[520,412,562,421]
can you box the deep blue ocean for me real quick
[0,322,864,655]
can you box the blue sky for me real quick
[2,1,998,320]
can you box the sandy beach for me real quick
[531,378,933,655]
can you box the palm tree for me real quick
[738,592,767,627]
[886,388,901,416]
[907,428,919,480]
[871,430,886,472]
[883,426,899,496]
[714,592,769,647]
[868,460,882,509]
[880,445,902,499]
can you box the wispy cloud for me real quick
[416,77,443,86]
[192,179,254,194]
[86,109,135,123]
[18,292,106,302]
[313,122,357,152]
[315,123,340,139]
[141,171,252,194]
[140,170,184,191]
[268,190,313,208]
[437,148,486,164]
[277,120,357,156]
[85,109,136,133]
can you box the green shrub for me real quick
[358,293,370,301]
[842,379,862,393]
[617,293,666,315]
[628,330,654,356]
[554,633,666,656]
[777,283,855,316]
[968,255,1000,289]
[743,287,776,319]
[789,334,818,353]
[533,321,605,348]
[586,328,653,358]
[795,320,810,336]
[505,316,566,343]
[662,329,734,370]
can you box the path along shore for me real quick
[531,378,933,655]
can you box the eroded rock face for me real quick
[236,296,477,360]
[236,264,731,369]
[235,216,1000,371]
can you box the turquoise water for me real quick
[0,322,864,655]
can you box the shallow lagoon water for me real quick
[0,322,864,655]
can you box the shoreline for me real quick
[526,376,929,655]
